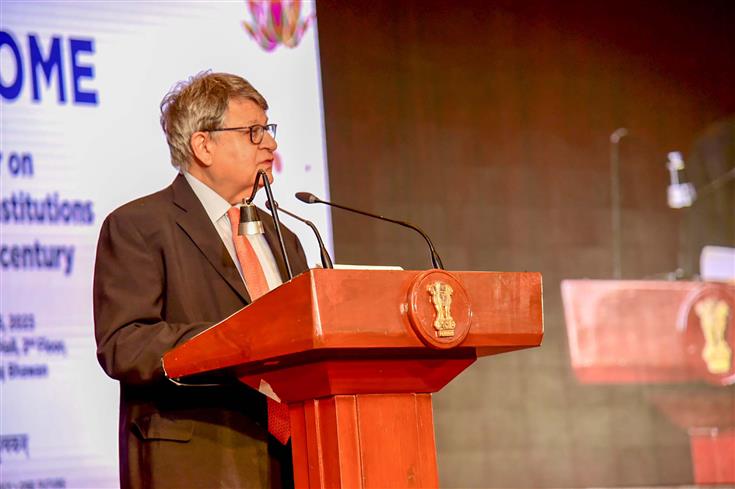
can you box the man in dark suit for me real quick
[93,72,309,488]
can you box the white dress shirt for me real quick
[183,172,283,293]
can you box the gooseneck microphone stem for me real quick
[296,192,444,270]
[610,128,627,280]
[245,171,263,205]
[266,200,334,269]
[697,167,735,198]
[247,170,293,280]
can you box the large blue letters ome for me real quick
[0,30,98,105]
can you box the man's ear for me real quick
[190,131,214,168]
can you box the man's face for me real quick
[205,98,277,204]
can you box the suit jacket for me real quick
[93,174,309,489]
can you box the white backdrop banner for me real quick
[0,2,330,488]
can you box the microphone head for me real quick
[295,192,319,204]
[238,204,264,236]
[610,128,628,143]
[667,183,697,209]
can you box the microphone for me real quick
[609,128,627,279]
[265,200,333,269]
[237,203,264,235]
[666,151,697,209]
[244,170,293,280]
[295,192,444,270]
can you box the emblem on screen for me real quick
[428,282,456,338]
[242,0,314,52]
[695,298,732,374]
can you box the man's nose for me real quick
[262,132,277,151]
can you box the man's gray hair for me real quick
[160,71,268,172]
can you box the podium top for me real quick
[163,269,543,380]
[562,279,735,386]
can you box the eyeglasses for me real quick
[206,123,277,145]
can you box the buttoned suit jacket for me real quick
[93,174,309,489]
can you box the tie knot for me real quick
[226,206,241,225]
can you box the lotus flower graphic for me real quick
[243,0,314,52]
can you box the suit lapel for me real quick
[171,174,251,303]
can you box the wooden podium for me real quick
[163,269,543,488]
[562,279,735,484]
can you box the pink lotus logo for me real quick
[243,0,314,52]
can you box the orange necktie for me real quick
[226,207,291,445]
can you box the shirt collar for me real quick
[183,171,232,224]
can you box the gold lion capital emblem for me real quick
[694,298,732,374]
[428,281,456,338]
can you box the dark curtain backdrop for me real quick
[316,1,735,486]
